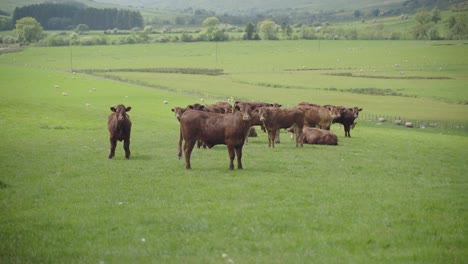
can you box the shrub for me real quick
[40,35,69,46]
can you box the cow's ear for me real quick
[125,107,131,112]
[358,108,363,112]
[187,105,194,109]
[234,105,240,111]
[171,108,175,112]
[200,105,205,111]
[110,107,116,112]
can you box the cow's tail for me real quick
[177,125,183,159]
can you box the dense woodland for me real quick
[11,3,143,30]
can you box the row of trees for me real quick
[12,3,143,30]
[5,9,467,46]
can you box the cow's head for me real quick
[171,107,186,121]
[110,104,131,121]
[257,107,270,122]
[234,102,253,121]
[187,103,205,111]
[352,107,363,118]
[326,105,341,119]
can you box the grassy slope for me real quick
[0,42,467,263]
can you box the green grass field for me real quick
[1,40,467,263]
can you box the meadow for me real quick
[0,40,467,263]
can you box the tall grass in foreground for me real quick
[0,42,467,263]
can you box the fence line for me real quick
[360,112,468,132]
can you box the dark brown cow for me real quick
[108,104,132,159]
[288,126,338,145]
[297,104,338,130]
[178,102,256,170]
[335,106,363,137]
[258,107,304,148]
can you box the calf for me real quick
[178,102,256,170]
[258,107,304,148]
[108,104,132,159]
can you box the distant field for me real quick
[0,40,467,263]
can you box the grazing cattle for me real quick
[178,102,256,170]
[258,107,304,148]
[108,104,132,159]
[288,126,338,145]
[335,107,363,137]
[297,104,338,130]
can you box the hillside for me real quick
[3,0,466,15]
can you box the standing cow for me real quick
[335,107,363,137]
[178,102,256,170]
[108,104,132,159]
[297,103,339,130]
[258,107,304,148]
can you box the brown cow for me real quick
[178,102,256,170]
[335,106,363,137]
[213,101,233,113]
[171,104,207,148]
[288,126,338,145]
[234,101,282,143]
[297,104,338,130]
[258,107,304,148]
[108,104,132,159]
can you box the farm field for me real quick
[0,40,467,263]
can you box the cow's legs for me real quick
[235,146,243,169]
[227,145,236,170]
[177,129,183,159]
[296,126,304,147]
[344,124,351,137]
[184,140,196,169]
[268,130,276,148]
[274,130,280,144]
[109,138,117,159]
[123,139,131,159]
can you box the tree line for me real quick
[11,3,143,30]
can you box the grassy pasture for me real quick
[0,40,467,263]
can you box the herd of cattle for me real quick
[107,101,362,170]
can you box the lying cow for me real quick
[288,126,338,145]
[108,104,132,159]
[258,106,304,148]
[178,102,256,170]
